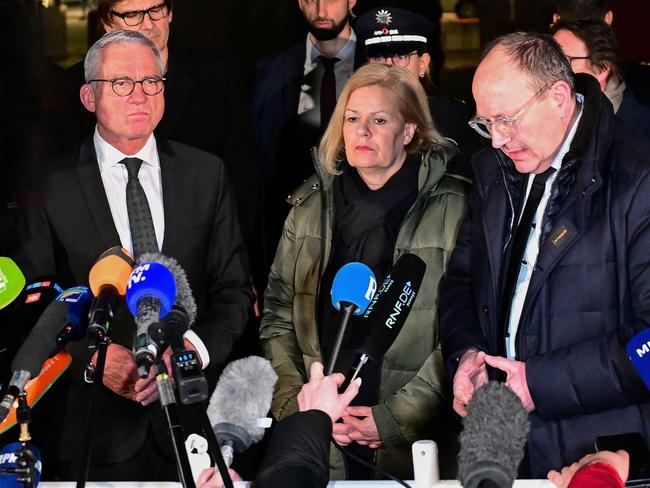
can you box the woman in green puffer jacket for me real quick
[260,63,469,481]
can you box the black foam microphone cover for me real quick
[458,381,531,488]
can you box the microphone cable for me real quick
[331,440,411,488]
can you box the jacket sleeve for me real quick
[439,183,489,376]
[371,348,450,449]
[191,161,254,370]
[527,168,650,420]
[260,207,307,420]
[253,410,332,488]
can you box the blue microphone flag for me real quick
[331,262,377,316]
[125,261,176,318]
[626,328,650,390]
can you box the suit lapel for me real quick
[159,140,182,255]
[75,138,121,249]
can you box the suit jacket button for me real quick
[481,305,488,313]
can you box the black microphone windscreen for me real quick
[458,381,530,488]
[138,253,197,325]
[207,356,277,448]
[359,253,426,359]
[11,300,67,376]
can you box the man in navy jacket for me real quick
[440,31,650,477]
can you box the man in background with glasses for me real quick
[552,19,650,140]
[440,31,650,478]
[16,30,253,481]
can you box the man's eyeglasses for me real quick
[468,84,550,139]
[368,51,419,68]
[110,3,169,26]
[565,54,590,64]
[89,77,166,97]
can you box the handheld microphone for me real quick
[327,262,377,375]
[0,351,72,435]
[126,262,176,378]
[137,253,197,350]
[0,442,42,487]
[626,328,650,390]
[138,253,197,325]
[136,253,204,399]
[87,247,135,341]
[458,382,530,488]
[0,300,68,422]
[0,257,25,310]
[207,356,277,467]
[54,286,93,351]
[348,253,426,383]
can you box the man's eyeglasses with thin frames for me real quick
[88,77,166,97]
[468,84,551,139]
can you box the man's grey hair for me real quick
[482,31,575,92]
[84,30,164,82]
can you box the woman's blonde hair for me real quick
[318,63,448,175]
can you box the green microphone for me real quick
[0,257,26,310]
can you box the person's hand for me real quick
[453,349,488,416]
[196,467,242,488]
[134,339,199,406]
[483,354,535,412]
[297,362,360,422]
[332,421,354,446]
[344,406,382,448]
[547,450,629,488]
[93,343,140,401]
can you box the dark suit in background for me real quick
[253,42,323,273]
[15,137,253,479]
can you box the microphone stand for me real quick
[0,393,39,488]
[153,353,196,488]
[157,312,234,488]
[326,301,357,375]
[77,293,114,488]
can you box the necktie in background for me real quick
[319,56,339,130]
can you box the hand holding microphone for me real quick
[298,361,361,423]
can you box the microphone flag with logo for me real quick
[327,262,377,375]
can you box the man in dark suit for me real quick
[253,0,357,272]
[60,0,261,281]
[16,30,253,481]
